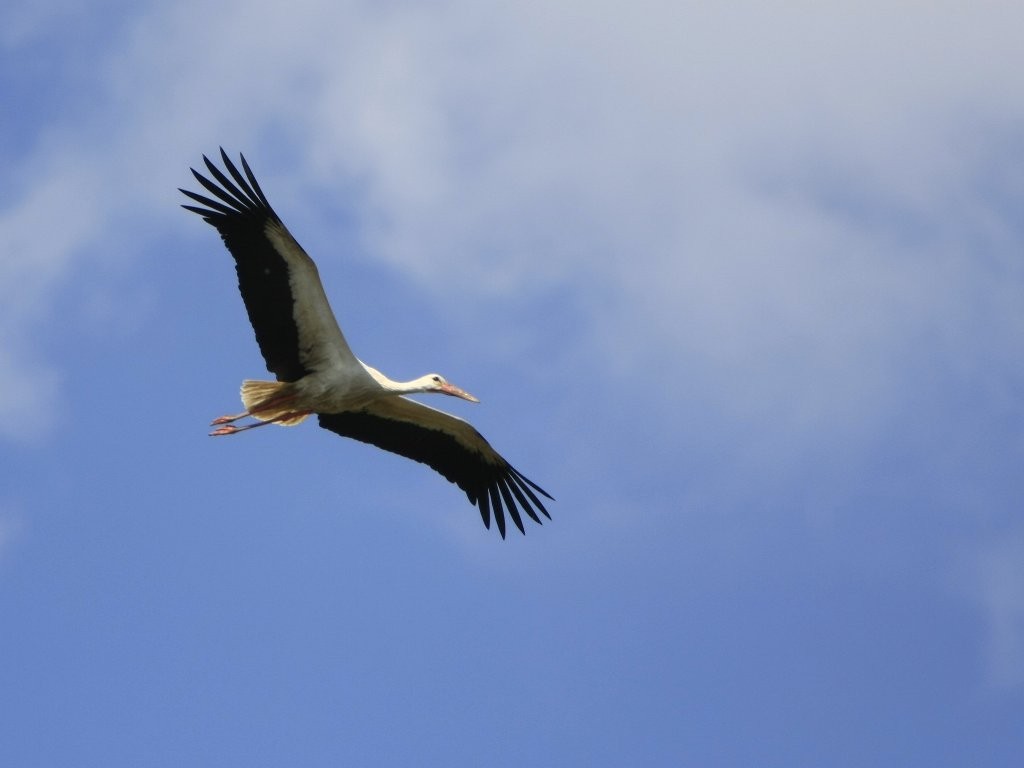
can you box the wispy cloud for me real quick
[0,155,107,440]
[3,0,1023,460]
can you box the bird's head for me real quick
[421,373,480,402]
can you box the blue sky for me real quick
[2,1,1023,765]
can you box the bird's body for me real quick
[180,149,551,537]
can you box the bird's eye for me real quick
[432,375,442,383]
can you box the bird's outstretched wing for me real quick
[318,397,553,538]
[181,149,359,382]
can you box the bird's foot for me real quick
[209,425,239,437]
[210,414,241,425]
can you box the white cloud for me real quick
[2,0,1023,450]
[0,154,105,441]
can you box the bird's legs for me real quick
[210,411,248,426]
[208,384,311,436]
[209,419,268,436]
[209,409,311,436]
[210,390,295,426]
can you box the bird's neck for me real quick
[365,365,432,395]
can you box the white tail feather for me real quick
[240,380,310,426]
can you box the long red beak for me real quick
[440,382,480,402]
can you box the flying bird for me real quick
[180,149,552,537]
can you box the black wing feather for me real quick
[318,410,552,538]
[180,149,309,382]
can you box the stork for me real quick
[180,150,552,537]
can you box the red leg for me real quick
[210,411,249,426]
[209,410,311,437]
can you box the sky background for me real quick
[2,1,1023,765]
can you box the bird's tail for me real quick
[240,380,310,426]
